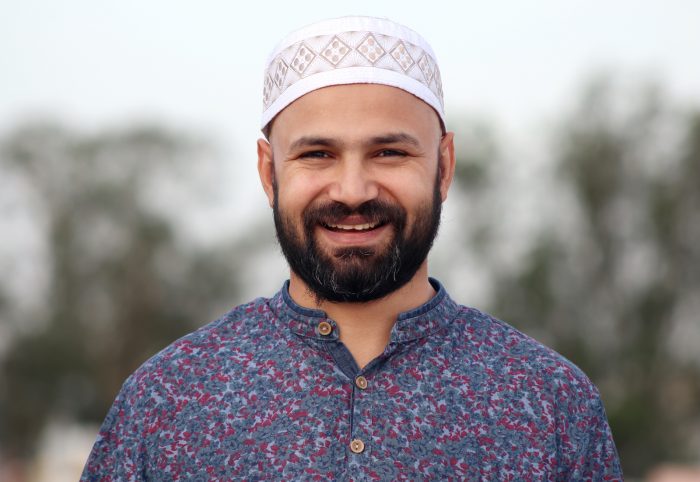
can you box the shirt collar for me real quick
[270,278,460,344]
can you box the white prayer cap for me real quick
[261,16,445,134]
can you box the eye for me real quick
[376,149,407,157]
[299,150,331,159]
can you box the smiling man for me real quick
[82,16,622,480]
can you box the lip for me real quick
[316,222,391,247]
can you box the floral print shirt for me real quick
[81,279,622,481]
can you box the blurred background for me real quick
[1,1,699,480]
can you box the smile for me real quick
[322,221,384,232]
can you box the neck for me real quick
[288,263,436,369]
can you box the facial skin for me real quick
[258,84,456,304]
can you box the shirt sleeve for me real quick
[80,375,147,482]
[560,385,623,481]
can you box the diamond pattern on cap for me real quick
[417,54,435,83]
[357,34,386,64]
[290,43,316,75]
[390,41,414,72]
[263,74,273,106]
[262,29,444,115]
[320,36,351,66]
[273,59,289,88]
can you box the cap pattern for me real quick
[261,17,445,131]
[263,31,443,111]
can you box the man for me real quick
[82,16,622,480]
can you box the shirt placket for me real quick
[317,325,401,479]
[315,322,369,458]
[282,280,451,479]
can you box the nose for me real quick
[326,160,379,210]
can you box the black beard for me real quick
[272,172,442,304]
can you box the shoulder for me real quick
[123,295,279,399]
[81,295,282,478]
[447,304,601,402]
[431,300,621,477]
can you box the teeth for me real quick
[326,222,378,231]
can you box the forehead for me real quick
[268,84,442,145]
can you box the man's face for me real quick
[258,84,455,303]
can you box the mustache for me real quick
[302,199,406,229]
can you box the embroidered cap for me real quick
[261,16,445,134]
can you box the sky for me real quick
[3,1,699,126]
[2,0,700,232]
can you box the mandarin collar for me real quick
[269,278,460,344]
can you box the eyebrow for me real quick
[289,136,338,151]
[368,133,421,147]
[288,132,421,152]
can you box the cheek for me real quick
[274,177,323,219]
[277,170,328,200]
[389,175,434,204]
[390,177,438,220]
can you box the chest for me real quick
[147,339,560,480]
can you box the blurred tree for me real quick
[450,78,700,476]
[0,122,242,460]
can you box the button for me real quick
[317,321,333,336]
[355,376,368,390]
[350,438,365,454]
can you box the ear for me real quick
[438,132,456,202]
[257,138,275,207]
